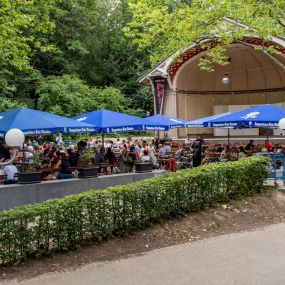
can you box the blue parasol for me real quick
[72,109,147,134]
[0,107,97,137]
[144,114,187,131]
[204,105,285,129]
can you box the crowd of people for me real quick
[0,132,284,184]
[0,133,178,183]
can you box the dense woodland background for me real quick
[0,0,153,117]
[0,0,284,117]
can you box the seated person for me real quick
[3,164,18,184]
[245,140,255,151]
[95,146,105,173]
[266,140,274,152]
[238,146,247,159]
[58,154,73,179]
[220,145,231,162]
[150,151,159,169]
[52,150,61,168]
[95,147,105,165]
[140,149,151,162]
[104,147,116,173]
[176,145,186,157]
[164,143,172,153]
[158,144,167,158]
[67,147,78,167]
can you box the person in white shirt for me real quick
[55,132,64,146]
[104,140,111,149]
[140,149,151,162]
[3,164,18,184]
[185,136,192,145]
[114,139,121,148]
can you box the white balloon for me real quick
[5,129,25,147]
[279,118,285,130]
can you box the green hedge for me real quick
[0,157,268,265]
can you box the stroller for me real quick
[176,155,192,170]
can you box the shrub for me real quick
[0,157,268,265]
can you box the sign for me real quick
[154,78,166,114]
[241,112,260,120]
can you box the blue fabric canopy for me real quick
[72,109,147,133]
[0,107,97,138]
[203,105,285,129]
[144,114,187,131]
[186,112,232,128]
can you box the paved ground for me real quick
[3,223,285,285]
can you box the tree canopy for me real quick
[0,0,56,71]
[0,0,153,117]
[126,0,285,70]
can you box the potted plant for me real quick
[18,153,42,184]
[135,162,153,173]
[77,148,98,178]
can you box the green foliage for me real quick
[0,157,268,265]
[126,0,285,70]
[37,74,90,117]
[0,97,27,112]
[0,0,57,71]
[37,74,142,117]
[0,0,154,115]
[79,148,96,162]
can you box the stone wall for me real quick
[0,171,166,211]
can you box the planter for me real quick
[135,163,153,173]
[78,167,99,178]
[18,172,42,184]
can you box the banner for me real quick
[154,78,166,114]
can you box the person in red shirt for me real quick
[266,140,274,152]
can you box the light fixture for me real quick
[5,128,25,147]
[0,128,25,166]
[278,118,285,130]
[222,73,230,85]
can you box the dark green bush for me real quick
[0,157,268,265]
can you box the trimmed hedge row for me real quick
[0,157,268,265]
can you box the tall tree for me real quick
[126,0,285,70]
[0,0,56,71]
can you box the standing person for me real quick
[104,140,111,149]
[192,141,202,167]
[55,132,64,146]
[119,149,130,173]
[184,136,192,146]
[114,139,121,148]
[154,137,160,149]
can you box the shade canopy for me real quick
[0,107,97,138]
[144,114,187,131]
[204,105,285,129]
[186,112,232,128]
[72,109,147,134]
